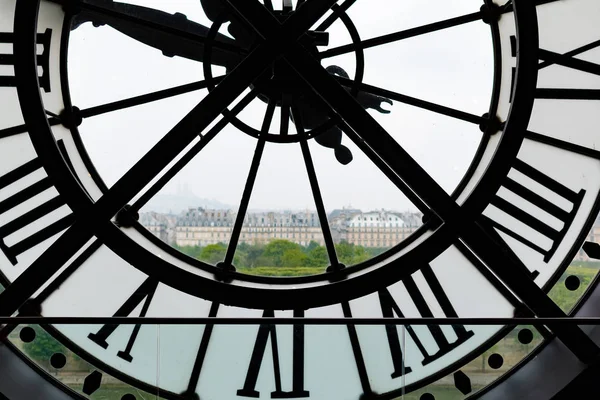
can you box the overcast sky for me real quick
[67,0,492,212]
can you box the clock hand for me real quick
[71,0,246,69]
[200,0,257,50]
[325,65,392,114]
[293,65,392,165]
[200,0,329,59]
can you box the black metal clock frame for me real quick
[1,0,600,399]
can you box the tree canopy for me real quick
[175,239,389,274]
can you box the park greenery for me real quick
[173,239,389,275]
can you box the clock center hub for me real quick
[251,34,323,106]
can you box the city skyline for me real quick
[141,205,424,249]
[139,184,423,215]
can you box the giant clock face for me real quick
[1,0,600,399]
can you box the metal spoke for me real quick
[1,77,221,140]
[316,0,358,32]
[80,76,225,120]
[0,77,224,138]
[223,100,276,266]
[319,0,563,60]
[336,77,486,125]
[319,11,482,60]
[0,117,60,139]
[291,104,340,270]
[131,90,259,212]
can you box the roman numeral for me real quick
[88,277,159,362]
[379,264,474,377]
[0,29,52,92]
[237,310,309,399]
[0,157,74,265]
[482,158,585,263]
[510,35,600,100]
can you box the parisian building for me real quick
[172,208,325,247]
[343,209,422,248]
[143,207,424,248]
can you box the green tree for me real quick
[305,240,320,254]
[366,246,389,258]
[308,245,329,268]
[352,246,370,264]
[263,240,302,267]
[335,241,355,265]
[173,244,203,259]
[199,243,227,264]
[237,242,264,268]
[282,248,308,267]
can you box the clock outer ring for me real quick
[13,0,536,311]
